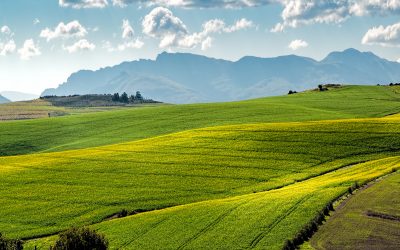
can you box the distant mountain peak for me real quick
[1,91,39,102]
[42,48,400,103]
[322,48,381,64]
[0,94,11,104]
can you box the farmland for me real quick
[306,172,400,250]
[1,85,399,156]
[0,98,162,121]
[0,85,399,249]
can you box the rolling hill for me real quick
[42,49,400,103]
[3,111,400,249]
[2,85,400,156]
[0,85,399,249]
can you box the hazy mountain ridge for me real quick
[42,48,400,103]
[0,91,39,102]
[0,95,10,104]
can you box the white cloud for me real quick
[102,20,144,52]
[272,0,351,32]
[224,18,253,32]
[59,0,108,8]
[117,39,144,50]
[143,7,254,49]
[203,19,226,34]
[362,22,400,47]
[33,18,40,25]
[142,7,188,43]
[0,40,16,56]
[122,19,134,39]
[1,26,11,35]
[350,0,400,16]
[113,0,274,8]
[272,0,400,32]
[18,39,41,60]
[288,39,308,50]
[40,21,87,41]
[201,36,212,50]
[64,39,96,53]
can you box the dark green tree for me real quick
[50,227,108,250]
[120,92,129,103]
[112,93,120,102]
[135,91,143,101]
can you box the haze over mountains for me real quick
[0,91,39,102]
[0,95,10,104]
[42,48,400,103]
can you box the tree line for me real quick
[112,91,146,103]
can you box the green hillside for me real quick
[1,85,399,156]
[0,85,399,249]
[0,115,399,244]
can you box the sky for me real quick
[1,0,400,94]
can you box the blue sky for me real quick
[1,0,400,94]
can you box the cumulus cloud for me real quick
[59,0,108,8]
[288,39,308,50]
[142,7,253,49]
[1,26,11,35]
[117,39,144,50]
[350,0,400,16]
[64,39,96,53]
[0,40,16,56]
[271,0,400,32]
[272,0,351,32]
[18,39,41,60]
[122,19,135,39]
[201,36,212,50]
[224,18,253,32]
[103,19,144,52]
[40,21,87,41]
[362,22,400,47]
[142,6,188,47]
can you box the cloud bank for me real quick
[142,7,253,49]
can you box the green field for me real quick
[1,85,399,157]
[0,85,399,249]
[306,172,400,250]
[0,98,156,122]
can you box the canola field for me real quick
[0,86,399,249]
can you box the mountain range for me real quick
[0,91,39,102]
[42,48,400,103]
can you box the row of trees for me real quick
[112,91,143,103]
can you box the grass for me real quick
[1,85,399,249]
[0,99,67,120]
[0,115,399,241]
[25,157,400,249]
[0,85,399,156]
[0,98,156,121]
[306,172,400,250]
